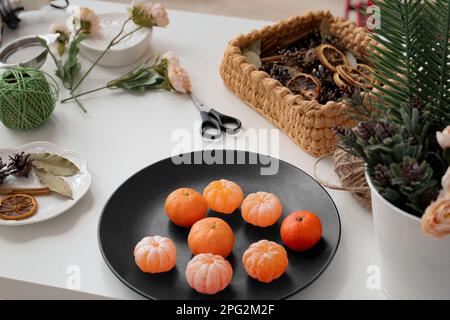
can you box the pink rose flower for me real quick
[168,65,191,93]
[70,7,101,37]
[151,3,169,27]
[162,51,180,67]
[421,193,450,239]
[436,125,450,149]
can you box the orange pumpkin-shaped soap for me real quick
[281,211,322,251]
[188,217,235,258]
[242,239,288,283]
[241,192,283,227]
[203,179,243,214]
[186,253,233,295]
[134,236,177,273]
[164,188,208,227]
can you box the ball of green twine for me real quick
[0,67,58,130]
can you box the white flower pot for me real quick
[366,173,450,299]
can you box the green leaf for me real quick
[60,33,88,89]
[107,61,168,92]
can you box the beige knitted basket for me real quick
[220,11,372,157]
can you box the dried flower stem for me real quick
[61,85,109,103]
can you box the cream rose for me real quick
[70,7,101,37]
[421,193,450,239]
[168,65,191,93]
[436,126,450,149]
[162,51,180,67]
[151,3,169,28]
[50,23,69,36]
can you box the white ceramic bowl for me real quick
[79,13,152,68]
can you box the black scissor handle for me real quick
[200,111,222,140]
[51,0,70,9]
[209,108,242,135]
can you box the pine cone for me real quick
[0,158,9,184]
[8,152,33,178]
[269,64,291,86]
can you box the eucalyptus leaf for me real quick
[35,168,73,198]
[242,39,261,68]
[30,153,79,176]
[107,64,168,92]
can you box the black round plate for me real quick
[98,150,341,300]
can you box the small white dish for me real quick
[79,13,152,68]
[0,141,92,226]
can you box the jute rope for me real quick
[314,148,371,210]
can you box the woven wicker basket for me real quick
[220,11,372,157]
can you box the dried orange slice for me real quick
[333,72,349,89]
[316,44,349,72]
[0,194,37,220]
[336,65,369,87]
[286,73,321,100]
[356,63,375,80]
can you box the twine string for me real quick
[314,148,371,209]
[0,68,58,130]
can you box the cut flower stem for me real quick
[69,17,143,95]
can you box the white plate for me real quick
[0,141,92,226]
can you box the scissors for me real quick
[189,92,242,140]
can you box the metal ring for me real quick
[0,36,48,69]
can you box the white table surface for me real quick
[0,0,384,300]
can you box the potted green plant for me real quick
[335,0,450,299]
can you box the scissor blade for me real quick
[189,92,209,113]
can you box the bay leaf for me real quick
[30,153,79,176]
[35,168,73,198]
[242,39,262,69]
